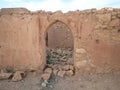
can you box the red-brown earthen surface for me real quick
[0,8,120,73]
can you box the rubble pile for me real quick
[40,48,75,87]
[46,48,75,78]
[46,48,73,65]
[41,64,75,87]
[0,69,26,81]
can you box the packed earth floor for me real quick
[0,72,120,90]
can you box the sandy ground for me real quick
[0,72,120,90]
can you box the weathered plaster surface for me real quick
[0,8,120,73]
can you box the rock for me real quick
[12,71,25,82]
[69,65,74,71]
[56,65,62,70]
[44,80,48,84]
[65,70,74,76]
[57,70,65,77]
[41,82,47,87]
[109,19,119,27]
[53,69,58,75]
[41,73,51,80]
[46,64,53,68]
[0,72,12,80]
[66,60,71,64]
[63,65,74,71]
[107,8,113,11]
[53,10,63,16]
[60,58,66,61]
[28,68,37,72]
[57,49,62,53]
[63,65,70,71]
[44,68,52,74]
[0,69,7,73]
[97,13,111,24]
[52,64,58,69]
[17,71,26,77]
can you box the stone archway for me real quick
[45,21,74,66]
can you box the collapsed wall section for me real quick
[0,8,120,73]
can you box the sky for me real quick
[0,0,120,12]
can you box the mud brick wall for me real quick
[0,8,120,73]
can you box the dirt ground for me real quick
[0,48,120,90]
[0,72,120,90]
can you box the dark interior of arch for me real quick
[46,21,74,65]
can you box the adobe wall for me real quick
[0,8,43,70]
[0,8,120,73]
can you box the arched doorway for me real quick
[46,21,74,66]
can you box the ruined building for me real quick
[0,8,120,73]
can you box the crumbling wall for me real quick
[73,8,120,73]
[0,8,120,73]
